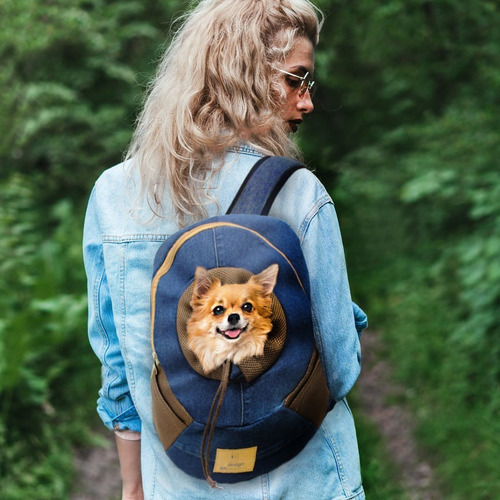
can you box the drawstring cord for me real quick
[201,360,232,488]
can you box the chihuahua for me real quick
[186,264,279,374]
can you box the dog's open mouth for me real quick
[216,325,247,340]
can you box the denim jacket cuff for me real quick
[97,402,142,433]
[352,301,368,338]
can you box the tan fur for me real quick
[187,265,278,373]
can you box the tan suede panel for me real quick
[283,350,330,428]
[151,362,193,451]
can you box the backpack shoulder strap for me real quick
[226,156,305,216]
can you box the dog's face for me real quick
[186,264,278,373]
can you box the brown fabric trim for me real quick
[150,362,193,451]
[283,350,330,428]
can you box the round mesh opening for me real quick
[177,267,286,382]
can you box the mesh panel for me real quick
[177,267,286,382]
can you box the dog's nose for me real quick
[228,313,240,325]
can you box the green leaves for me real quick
[0,174,93,498]
[1,0,499,496]
[304,2,500,497]
[0,0,177,202]
[0,1,187,496]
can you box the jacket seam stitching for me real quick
[299,195,333,244]
[120,243,137,397]
[321,424,350,497]
[102,234,171,243]
[95,261,118,399]
[227,146,265,157]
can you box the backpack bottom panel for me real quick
[166,406,317,483]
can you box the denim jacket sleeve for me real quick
[301,199,362,401]
[83,187,141,432]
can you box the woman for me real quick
[83,0,366,498]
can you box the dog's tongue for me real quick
[225,328,242,339]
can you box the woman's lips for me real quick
[288,120,302,133]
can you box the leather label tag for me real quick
[213,446,258,473]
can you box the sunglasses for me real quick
[277,69,316,98]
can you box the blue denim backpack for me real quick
[150,157,332,487]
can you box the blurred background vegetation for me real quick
[1,0,499,498]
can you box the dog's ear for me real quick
[250,264,279,295]
[192,267,218,299]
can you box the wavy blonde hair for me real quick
[127,0,323,224]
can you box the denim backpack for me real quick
[150,156,332,486]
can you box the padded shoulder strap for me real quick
[226,156,305,216]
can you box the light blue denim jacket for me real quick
[83,146,366,500]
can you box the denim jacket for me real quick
[83,146,366,500]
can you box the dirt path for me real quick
[357,330,439,500]
[71,431,121,500]
[71,330,439,500]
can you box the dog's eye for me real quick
[213,305,225,316]
[242,302,253,313]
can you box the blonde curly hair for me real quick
[127,0,322,224]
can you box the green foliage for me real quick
[0,0,181,204]
[302,1,500,497]
[2,0,500,497]
[335,96,500,499]
[0,174,98,498]
[305,0,500,176]
[0,1,183,496]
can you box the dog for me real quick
[186,264,279,374]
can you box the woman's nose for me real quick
[298,90,314,114]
